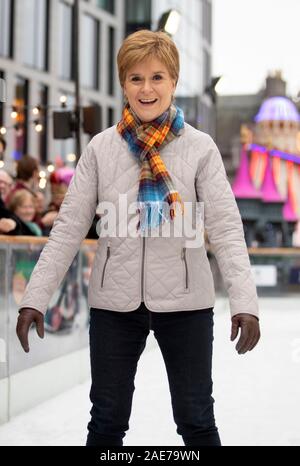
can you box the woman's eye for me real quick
[131,77,140,82]
[153,75,162,80]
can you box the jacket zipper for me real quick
[181,247,189,290]
[101,245,111,288]
[141,236,146,300]
[141,236,151,329]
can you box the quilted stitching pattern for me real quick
[19,123,258,318]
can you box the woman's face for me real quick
[0,171,12,198]
[123,57,176,123]
[14,196,35,222]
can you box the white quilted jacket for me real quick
[20,123,259,318]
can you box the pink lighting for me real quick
[232,148,261,199]
[283,193,298,222]
[260,155,284,203]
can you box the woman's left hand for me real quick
[231,313,260,355]
[0,217,16,233]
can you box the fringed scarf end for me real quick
[136,197,184,232]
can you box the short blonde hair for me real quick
[8,189,34,213]
[117,29,180,88]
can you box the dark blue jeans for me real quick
[86,302,221,447]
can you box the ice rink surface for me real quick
[0,297,299,446]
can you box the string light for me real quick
[11,106,18,119]
[66,153,76,162]
[0,127,6,135]
[34,120,43,133]
[39,170,47,179]
[60,95,67,108]
[1,100,73,112]
[0,161,5,168]
[39,178,47,189]
[32,106,41,116]
[47,164,55,173]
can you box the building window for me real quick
[37,84,48,164]
[81,14,99,89]
[203,49,211,89]
[0,71,4,127]
[19,0,49,70]
[53,92,75,164]
[13,77,29,159]
[108,107,114,127]
[97,0,115,15]
[58,1,73,80]
[108,26,115,96]
[0,0,14,58]
[125,0,151,35]
[202,0,212,44]
[85,101,102,136]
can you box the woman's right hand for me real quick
[16,308,44,353]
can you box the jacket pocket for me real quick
[181,247,190,292]
[101,243,111,288]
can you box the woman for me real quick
[7,189,42,236]
[16,30,260,447]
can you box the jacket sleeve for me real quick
[19,143,98,315]
[195,135,259,319]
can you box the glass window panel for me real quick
[81,14,99,89]
[53,92,75,165]
[126,0,151,22]
[203,0,212,44]
[107,107,114,127]
[0,70,4,128]
[0,0,13,58]
[58,1,73,80]
[97,0,114,15]
[13,77,29,160]
[108,26,115,96]
[19,0,48,70]
[37,84,48,164]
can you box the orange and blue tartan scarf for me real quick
[117,102,185,232]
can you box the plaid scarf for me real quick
[117,102,185,232]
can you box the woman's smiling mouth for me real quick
[138,99,158,105]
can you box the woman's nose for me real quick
[141,79,153,92]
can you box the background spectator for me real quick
[6,155,40,204]
[0,169,13,201]
[0,169,17,234]
[8,189,42,236]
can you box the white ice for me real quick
[0,297,299,446]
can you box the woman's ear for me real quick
[123,90,128,106]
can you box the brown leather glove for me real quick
[231,313,260,355]
[16,308,44,353]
